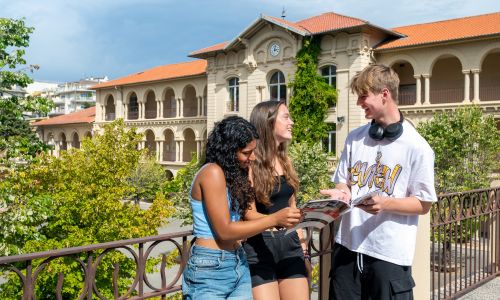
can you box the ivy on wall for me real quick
[289,38,337,145]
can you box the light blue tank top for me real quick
[190,182,240,239]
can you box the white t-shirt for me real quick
[333,121,437,266]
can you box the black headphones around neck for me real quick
[368,110,404,141]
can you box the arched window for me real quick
[269,71,286,101]
[321,65,337,88]
[227,77,239,112]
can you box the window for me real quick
[321,65,337,88]
[227,77,239,112]
[269,71,286,101]
[322,123,337,155]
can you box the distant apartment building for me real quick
[49,77,108,116]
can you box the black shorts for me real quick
[329,243,415,300]
[243,230,307,287]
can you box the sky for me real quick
[2,0,499,83]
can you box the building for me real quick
[49,77,108,116]
[36,11,500,176]
[33,107,95,157]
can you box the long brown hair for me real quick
[250,100,299,206]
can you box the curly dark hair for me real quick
[205,116,259,217]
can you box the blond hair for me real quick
[350,64,400,102]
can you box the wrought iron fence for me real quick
[0,231,192,299]
[431,187,500,300]
[0,224,335,299]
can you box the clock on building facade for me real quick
[269,42,280,57]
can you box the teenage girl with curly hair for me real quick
[243,101,310,300]
[182,116,301,300]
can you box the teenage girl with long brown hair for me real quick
[243,101,310,300]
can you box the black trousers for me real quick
[329,243,415,300]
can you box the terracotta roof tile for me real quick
[377,12,500,50]
[91,60,207,89]
[191,12,375,56]
[189,41,229,56]
[296,12,367,34]
[33,107,95,126]
[265,15,309,34]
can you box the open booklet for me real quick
[285,189,381,234]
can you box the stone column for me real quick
[101,104,106,121]
[201,96,205,116]
[140,102,145,119]
[414,75,422,105]
[155,141,161,161]
[463,70,471,103]
[159,99,164,118]
[124,103,128,120]
[197,96,201,116]
[156,100,161,119]
[54,142,60,158]
[158,140,164,162]
[176,98,181,117]
[180,98,184,117]
[472,69,481,102]
[175,141,180,162]
[196,140,202,160]
[179,140,184,162]
[422,74,431,105]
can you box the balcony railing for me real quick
[162,108,176,118]
[127,111,139,120]
[399,90,417,106]
[144,110,157,119]
[430,88,464,104]
[183,107,197,118]
[105,113,116,121]
[162,151,175,162]
[480,85,500,101]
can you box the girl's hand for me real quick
[272,207,302,228]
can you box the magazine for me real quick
[285,190,381,234]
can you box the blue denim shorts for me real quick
[182,244,252,300]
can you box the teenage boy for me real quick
[321,64,437,300]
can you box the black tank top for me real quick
[256,175,294,214]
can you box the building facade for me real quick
[75,12,500,175]
[49,77,108,116]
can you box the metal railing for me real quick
[0,231,192,299]
[144,110,157,119]
[0,224,335,299]
[430,88,464,104]
[399,90,417,106]
[105,113,116,121]
[431,187,500,300]
[480,86,500,101]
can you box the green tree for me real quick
[0,18,54,164]
[289,38,337,145]
[417,105,500,193]
[164,155,200,225]
[417,106,500,265]
[127,154,169,203]
[289,142,332,205]
[0,120,174,299]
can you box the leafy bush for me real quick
[289,142,332,206]
[417,105,500,193]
